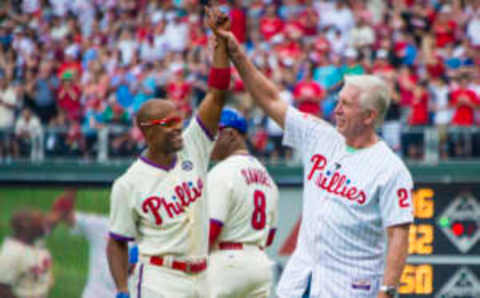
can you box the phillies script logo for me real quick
[141,179,203,225]
[307,154,366,205]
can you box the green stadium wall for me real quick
[1,161,480,185]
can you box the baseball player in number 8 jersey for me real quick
[207,108,279,298]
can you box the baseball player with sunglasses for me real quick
[107,7,231,298]
[207,108,279,297]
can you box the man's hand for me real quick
[52,190,76,215]
[205,6,240,56]
[205,3,288,128]
[205,6,230,36]
[50,189,77,226]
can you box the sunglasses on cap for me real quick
[140,116,183,128]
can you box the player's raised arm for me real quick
[195,7,231,136]
[212,22,288,128]
[50,189,76,227]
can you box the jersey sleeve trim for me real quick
[109,231,135,242]
[195,115,215,141]
[210,218,224,227]
[136,264,144,296]
[383,218,414,229]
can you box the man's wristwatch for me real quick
[379,285,397,297]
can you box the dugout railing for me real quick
[1,125,480,165]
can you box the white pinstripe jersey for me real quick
[109,116,215,260]
[207,155,279,248]
[277,107,414,298]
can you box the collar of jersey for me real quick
[345,139,382,154]
[139,154,177,171]
[345,145,358,153]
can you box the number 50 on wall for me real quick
[399,264,433,295]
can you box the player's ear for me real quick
[363,108,377,126]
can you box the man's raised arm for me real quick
[196,7,231,136]
[213,24,288,128]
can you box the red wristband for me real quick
[208,67,231,90]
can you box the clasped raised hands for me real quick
[205,5,239,55]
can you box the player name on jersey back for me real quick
[241,168,273,188]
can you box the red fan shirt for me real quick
[408,91,429,125]
[230,7,247,43]
[259,17,284,41]
[293,81,325,116]
[57,84,82,121]
[450,88,480,126]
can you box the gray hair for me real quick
[344,75,391,126]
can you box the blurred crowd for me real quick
[1,0,480,162]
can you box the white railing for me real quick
[399,126,480,164]
[0,125,479,164]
